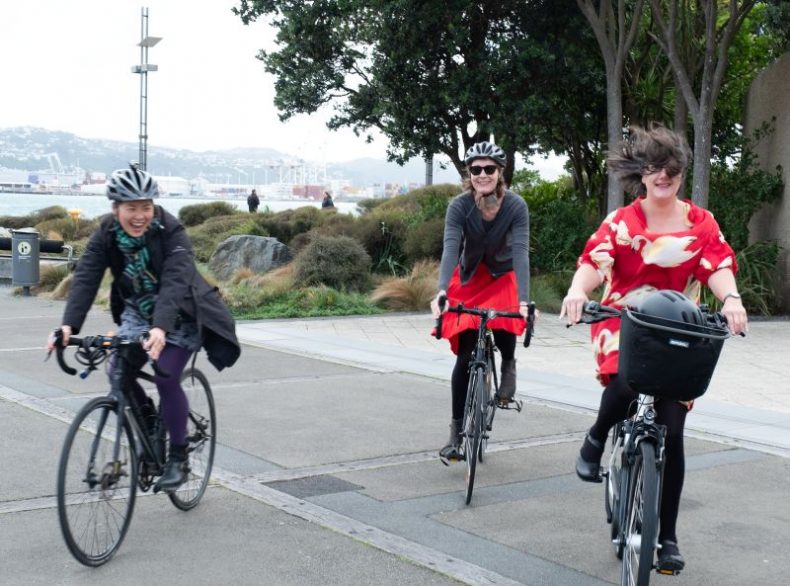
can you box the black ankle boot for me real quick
[657,540,685,573]
[498,359,517,404]
[575,434,604,482]
[156,443,189,493]
[439,418,464,463]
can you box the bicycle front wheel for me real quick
[621,441,659,586]
[464,367,484,505]
[169,367,216,511]
[57,397,138,566]
[480,354,496,463]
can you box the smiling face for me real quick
[642,166,682,202]
[113,200,155,237]
[468,157,501,196]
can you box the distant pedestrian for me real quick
[247,189,260,213]
[321,191,335,209]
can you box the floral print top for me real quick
[578,197,737,384]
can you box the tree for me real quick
[577,0,646,212]
[234,0,594,186]
[649,0,758,208]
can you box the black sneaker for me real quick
[575,434,604,482]
[657,540,685,574]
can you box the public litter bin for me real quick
[11,228,40,293]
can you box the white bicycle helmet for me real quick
[107,164,160,202]
[464,141,507,167]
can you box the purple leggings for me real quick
[120,344,193,447]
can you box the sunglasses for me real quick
[469,165,499,176]
[642,162,683,178]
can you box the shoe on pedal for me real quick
[154,443,189,493]
[657,540,685,574]
[575,434,604,482]
[439,418,464,465]
[497,359,517,407]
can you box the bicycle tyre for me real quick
[621,441,659,586]
[169,367,216,511]
[606,424,626,559]
[480,355,496,463]
[464,369,482,505]
[57,397,138,566]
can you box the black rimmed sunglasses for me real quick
[469,165,499,176]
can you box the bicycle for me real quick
[576,299,733,586]
[435,298,536,504]
[50,331,216,566]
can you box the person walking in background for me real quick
[559,124,748,572]
[430,140,530,464]
[247,189,260,213]
[47,165,241,493]
[321,191,335,209]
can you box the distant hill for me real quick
[0,127,461,187]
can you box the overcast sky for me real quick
[1,0,565,176]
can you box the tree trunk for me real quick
[606,72,625,212]
[691,104,714,208]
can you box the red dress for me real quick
[436,263,525,354]
[579,198,737,385]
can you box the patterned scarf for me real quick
[113,219,161,320]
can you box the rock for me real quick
[208,235,292,280]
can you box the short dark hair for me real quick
[607,124,691,196]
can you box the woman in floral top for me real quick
[559,125,748,572]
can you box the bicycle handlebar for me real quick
[50,330,170,379]
[434,296,537,347]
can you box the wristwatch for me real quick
[722,292,741,303]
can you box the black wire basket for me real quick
[617,308,730,401]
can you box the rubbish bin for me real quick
[12,228,40,293]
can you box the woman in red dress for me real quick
[430,141,530,463]
[560,125,748,572]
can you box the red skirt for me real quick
[433,263,525,354]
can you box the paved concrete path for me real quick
[2,288,789,585]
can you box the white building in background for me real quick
[154,176,190,197]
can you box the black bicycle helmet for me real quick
[464,141,507,167]
[106,164,160,202]
[637,289,704,326]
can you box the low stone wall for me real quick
[745,52,790,312]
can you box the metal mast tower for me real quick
[131,7,161,171]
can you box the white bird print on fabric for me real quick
[631,235,700,267]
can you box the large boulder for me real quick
[208,235,292,280]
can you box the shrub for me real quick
[404,217,444,263]
[350,210,410,275]
[375,183,458,222]
[35,217,99,241]
[292,234,372,291]
[370,260,438,311]
[0,214,35,229]
[179,201,239,227]
[33,206,69,223]
[253,206,324,245]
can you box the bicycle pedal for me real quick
[656,568,682,576]
[496,398,523,412]
[440,454,465,466]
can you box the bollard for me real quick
[11,229,40,296]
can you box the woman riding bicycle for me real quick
[430,140,530,462]
[559,125,748,572]
[47,164,240,493]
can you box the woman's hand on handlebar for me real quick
[721,296,748,336]
[559,288,588,325]
[47,325,72,352]
[143,327,166,360]
[430,290,447,319]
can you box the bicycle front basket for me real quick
[617,309,729,401]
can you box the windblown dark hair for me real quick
[607,124,691,196]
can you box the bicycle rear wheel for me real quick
[464,367,484,505]
[621,441,659,586]
[169,367,216,511]
[57,397,138,566]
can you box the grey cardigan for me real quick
[437,190,530,302]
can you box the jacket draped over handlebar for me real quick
[578,198,736,384]
[63,207,241,371]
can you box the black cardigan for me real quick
[63,207,241,371]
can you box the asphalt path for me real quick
[1,289,788,585]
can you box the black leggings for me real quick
[588,376,687,544]
[450,329,516,420]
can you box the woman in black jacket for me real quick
[47,165,240,492]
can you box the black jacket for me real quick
[64,207,241,371]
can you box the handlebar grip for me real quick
[523,302,536,348]
[54,330,77,376]
[434,295,447,340]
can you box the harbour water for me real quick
[0,192,360,219]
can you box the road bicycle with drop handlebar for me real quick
[435,296,536,504]
[49,330,216,567]
[572,299,737,586]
